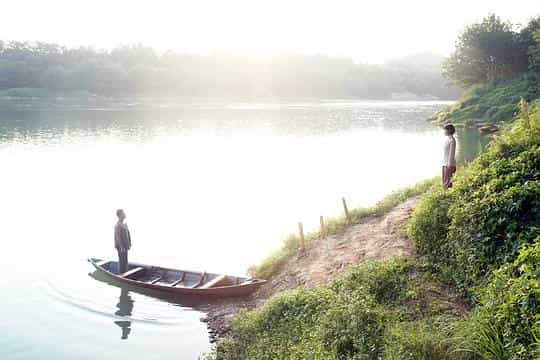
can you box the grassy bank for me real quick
[248,177,439,280]
[215,258,464,359]
[210,99,540,359]
[430,74,540,128]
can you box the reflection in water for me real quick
[114,289,134,340]
[456,127,491,164]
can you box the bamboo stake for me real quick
[320,215,325,237]
[298,222,305,251]
[342,197,351,225]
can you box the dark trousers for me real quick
[442,165,456,190]
[118,250,128,274]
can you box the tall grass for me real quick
[454,319,507,360]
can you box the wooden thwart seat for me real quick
[199,274,227,289]
[189,271,207,288]
[171,272,186,287]
[150,276,163,284]
[120,267,144,279]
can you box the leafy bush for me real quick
[408,188,452,264]
[214,259,458,359]
[448,145,540,291]
[383,320,454,360]
[485,103,518,123]
[217,288,334,359]
[455,241,540,359]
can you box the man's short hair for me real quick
[444,124,456,135]
[116,209,124,217]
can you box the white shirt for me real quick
[443,135,456,167]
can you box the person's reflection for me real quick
[114,289,134,340]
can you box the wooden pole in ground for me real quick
[342,197,351,225]
[298,222,305,251]
[320,215,325,237]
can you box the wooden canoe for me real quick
[88,258,266,298]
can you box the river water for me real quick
[0,99,485,359]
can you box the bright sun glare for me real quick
[1,0,537,62]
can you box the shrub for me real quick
[485,103,518,123]
[455,241,540,359]
[224,287,335,359]
[383,320,454,360]
[447,143,540,291]
[214,259,458,359]
[408,188,452,264]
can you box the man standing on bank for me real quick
[114,209,132,274]
[442,124,457,190]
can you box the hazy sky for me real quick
[1,0,538,63]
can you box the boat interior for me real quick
[92,259,255,289]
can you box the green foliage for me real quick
[522,17,540,73]
[442,14,535,88]
[383,320,454,360]
[214,259,459,359]
[485,102,518,123]
[408,188,452,264]
[455,241,540,359]
[438,14,540,126]
[433,76,540,126]
[249,178,438,279]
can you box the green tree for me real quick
[516,16,540,73]
[443,14,527,87]
[527,29,540,73]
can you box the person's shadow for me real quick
[114,288,134,340]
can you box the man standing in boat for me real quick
[114,209,132,274]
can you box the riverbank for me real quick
[201,180,444,340]
[427,74,540,133]
[206,98,539,359]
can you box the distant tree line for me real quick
[443,14,540,87]
[0,40,461,99]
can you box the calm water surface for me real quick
[0,100,486,359]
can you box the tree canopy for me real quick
[443,14,540,87]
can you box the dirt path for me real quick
[202,195,421,341]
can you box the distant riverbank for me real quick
[0,87,456,103]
